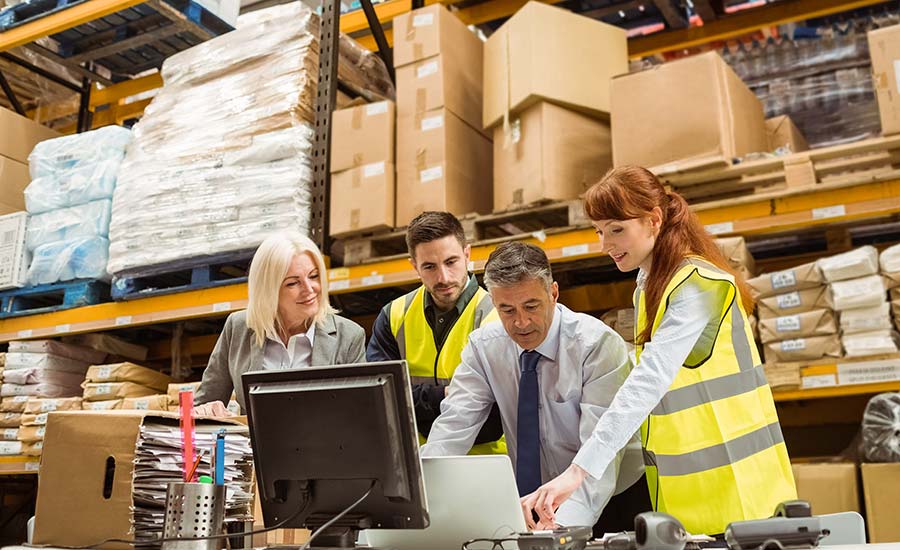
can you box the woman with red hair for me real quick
[521,166,796,535]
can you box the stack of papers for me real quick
[132,421,254,541]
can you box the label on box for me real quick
[329,268,350,280]
[97,366,112,380]
[12,396,28,404]
[0,442,18,454]
[421,115,444,131]
[330,279,350,291]
[115,316,132,326]
[781,338,806,352]
[362,274,384,287]
[845,317,886,331]
[366,102,388,116]
[894,60,900,93]
[95,384,112,395]
[3,429,16,440]
[413,13,434,26]
[212,302,231,313]
[776,291,802,309]
[420,166,443,183]
[17,330,32,338]
[37,427,45,438]
[705,222,734,235]
[776,315,801,332]
[801,374,837,389]
[40,400,59,412]
[812,205,846,220]
[55,324,70,334]
[34,413,47,425]
[134,400,150,410]
[771,270,797,290]
[838,359,900,386]
[562,244,590,258]
[25,461,39,471]
[417,61,438,79]
[364,162,386,178]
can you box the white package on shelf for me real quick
[3,368,86,387]
[27,236,109,285]
[830,274,887,311]
[25,160,122,214]
[842,330,900,357]
[25,199,111,251]
[0,212,30,290]
[4,352,92,374]
[817,245,880,282]
[1,382,86,398]
[27,125,132,180]
[840,303,894,335]
[7,340,106,364]
[882,243,900,273]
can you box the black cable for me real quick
[298,480,376,550]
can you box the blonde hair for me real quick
[246,231,336,347]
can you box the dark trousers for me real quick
[592,474,652,537]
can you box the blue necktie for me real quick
[516,350,542,497]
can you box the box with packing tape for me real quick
[757,286,833,319]
[766,115,808,153]
[747,260,823,298]
[84,363,171,393]
[764,334,842,363]
[758,309,837,344]
[329,162,395,237]
[791,462,860,516]
[861,462,900,542]
[330,100,395,174]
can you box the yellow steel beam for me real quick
[0,0,149,52]
[353,28,393,52]
[0,455,39,475]
[90,72,162,107]
[455,0,564,26]
[146,333,219,359]
[340,0,411,34]
[628,0,889,58]
[774,380,900,402]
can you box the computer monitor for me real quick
[242,361,429,548]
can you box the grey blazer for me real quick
[195,310,366,412]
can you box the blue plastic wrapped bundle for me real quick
[24,160,121,214]
[26,237,110,285]
[25,200,112,251]
[27,126,132,181]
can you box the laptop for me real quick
[364,455,528,550]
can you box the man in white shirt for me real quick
[420,242,649,533]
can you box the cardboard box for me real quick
[758,309,837,344]
[483,2,627,129]
[82,399,122,410]
[748,261,824,298]
[396,50,485,138]
[85,363,171,392]
[396,108,492,224]
[493,101,611,212]
[757,285,833,319]
[861,462,900,542]
[868,25,900,136]
[17,425,44,443]
[0,396,29,413]
[611,52,768,171]
[83,381,160,402]
[24,396,83,414]
[167,382,202,406]
[62,333,149,362]
[0,156,31,215]
[763,363,800,389]
[0,412,21,428]
[121,394,169,411]
[0,211,29,290]
[21,441,42,456]
[33,411,245,548]
[791,463,860,515]
[330,162,395,237]
[715,236,756,279]
[0,107,59,164]
[766,115,809,153]
[330,101,395,173]
[393,4,479,69]
[763,334,842,363]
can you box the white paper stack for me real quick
[132,422,254,540]
[2,340,103,399]
[23,126,132,284]
[882,244,900,332]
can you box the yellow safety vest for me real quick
[635,257,796,535]
[389,285,506,455]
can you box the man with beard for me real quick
[367,211,505,455]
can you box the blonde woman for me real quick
[194,232,366,416]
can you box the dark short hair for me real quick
[406,211,466,258]
[483,242,552,290]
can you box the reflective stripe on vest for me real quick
[635,257,796,535]
[389,285,506,455]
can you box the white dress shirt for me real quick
[263,322,316,370]
[421,303,645,527]
[573,267,730,481]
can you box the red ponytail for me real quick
[584,166,755,345]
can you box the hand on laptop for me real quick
[519,463,588,526]
[194,400,235,417]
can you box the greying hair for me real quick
[483,242,553,290]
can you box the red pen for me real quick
[179,390,196,482]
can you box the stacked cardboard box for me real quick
[881,244,900,332]
[819,246,896,358]
[765,115,809,154]
[82,363,171,407]
[329,101,396,237]
[869,24,900,137]
[19,397,83,456]
[791,462,860,516]
[485,2,624,212]
[749,261,840,363]
[861,463,900,542]
[392,4,491,225]
[0,107,60,216]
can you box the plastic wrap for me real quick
[842,330,900,357]
[27,126,132,180]
[830,274,887,311]
[27,237,110,285]
[25,160,121,214]
[25,199,111,251]
[863,393,900,462]
[818,246,880,282]
[882,243,900,273]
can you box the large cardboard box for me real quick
[330,100,395,173]
[611,52,768,171]
[758,309,838,344]
[861,462,900,542]
[34,411,245,548]
[0,155,31,215]
[483,1,627,129]
[330,162,395,237]
[791,463,860,516]
[0,107,59,164]
[396,108,492,225]
[766,115,809,153]
[393,4,479,69]
[868,25,900,136]
[493,101,611,212]
[396,49,485,139]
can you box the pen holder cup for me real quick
[162,482,227,550]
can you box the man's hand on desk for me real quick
[193,401,235,417]
[520,463,589,526]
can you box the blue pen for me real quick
[215,429,226,485]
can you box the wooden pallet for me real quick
[655,134,900,203]
[0,279,110,319]
[335,200,590,266]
